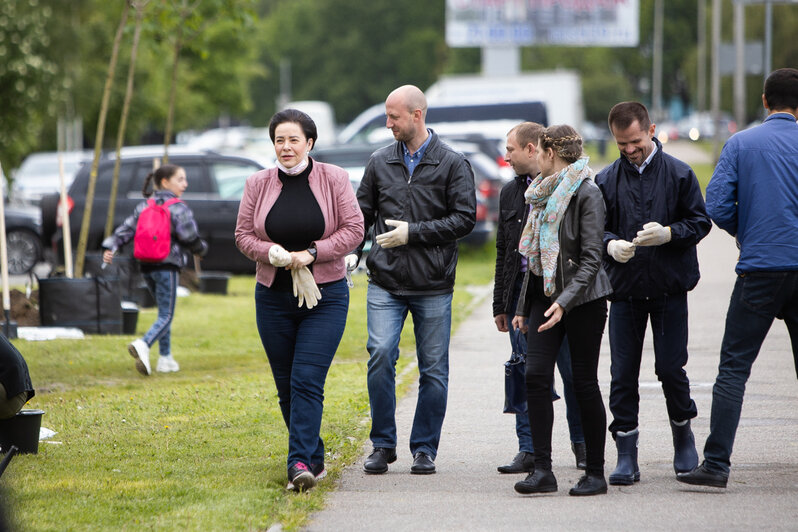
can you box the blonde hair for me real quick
[539,125,583,163]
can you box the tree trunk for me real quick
[105,2,148,239]
[163,25,184,165]
[75,2,130,278]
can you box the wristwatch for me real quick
[307,244,317,262]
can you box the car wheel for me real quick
[6,229,42,275]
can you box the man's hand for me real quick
[607,239,636,263]
[494,314,509,333]
[268,244,292,267]
[537,303,563,332]
[375,220,409,249]
[291,266,322,309]
[511,315,528,335]
[633,222,671,247]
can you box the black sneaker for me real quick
[311,462,327,482]
[363,447,397,474]
[286,462,316,492]
[498,452,535,474]
[514,468,558,494]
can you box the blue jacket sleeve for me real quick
[706,141,739,237]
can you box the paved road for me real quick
[306,227,798,531]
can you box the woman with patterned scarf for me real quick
[511,125,613,497]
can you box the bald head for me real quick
[385,84,429,150]
[387,85,427,119]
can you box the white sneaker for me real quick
[156,355,180,373]
[127,339,151,376]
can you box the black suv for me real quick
[41,151,264,273]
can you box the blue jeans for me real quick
[255,279,349,470]
[508,311,584,453]
[703,271,798,475]
[608,294,698,435]
[142,268,178,356]
[366,282,452,459]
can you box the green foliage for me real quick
[5,246,495,530]
[0,0,60,173]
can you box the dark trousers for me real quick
[525,288,607,475]
[608,294,698,435]
[703,271,798,475]
[255,279,349,470]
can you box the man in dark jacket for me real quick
[357,85,476,475]
[493,122,586,474]
[595,102,712,486]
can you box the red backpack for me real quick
[133,197,181,262]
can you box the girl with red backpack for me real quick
[102,164,208,376]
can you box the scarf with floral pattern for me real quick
[518,156,592,296]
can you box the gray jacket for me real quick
[517,178,612,315]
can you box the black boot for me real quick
[571,442,586,470]
[608,428,640,486]
[671,419,699,474]
[569,473,608,496]
[514,468,558,494]
[498,452,535,474]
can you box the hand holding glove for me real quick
[607,239,636,263]
[375,220,409,249]
[291,266,322,309]
[633,222,671,247]
[268,244,292,267]
[345,254,359,272]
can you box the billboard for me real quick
[446,0,640,47]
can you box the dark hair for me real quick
[268,109,318,146]
[142,164,182,197]
[764,68,798,111]
[539,125,583,164]
[510,121,544,149]
[608,101,651,132]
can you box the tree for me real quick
[0,1,60,177]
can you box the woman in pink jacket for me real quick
[235,109,364,492]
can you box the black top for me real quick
[0,334,34,409]
[265,160,325,291]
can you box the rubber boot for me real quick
[671,419,699,474]
[608,428,640,486]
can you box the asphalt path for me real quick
[306,212,798,530]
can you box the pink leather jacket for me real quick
[235,159,364,287]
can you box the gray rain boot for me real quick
[608,428,640,486]
[671,419,699,474]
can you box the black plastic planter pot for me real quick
[199,272,231,295]
[0,409,44,454]
[121,302,139,335]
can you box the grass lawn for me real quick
[2,242,496,531]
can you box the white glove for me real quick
[375,220,409,249]
[345,254,358,271]
[291,266,322,309]
[268,244,292,267]
[633,221,672,247]
[607,239,636,263]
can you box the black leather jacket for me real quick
[357,131,477,295]
[493,174,529,316]
[517,178,613,316]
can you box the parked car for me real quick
[41,151,264,273]
[11,151,91,206]
[3,203,44,275]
